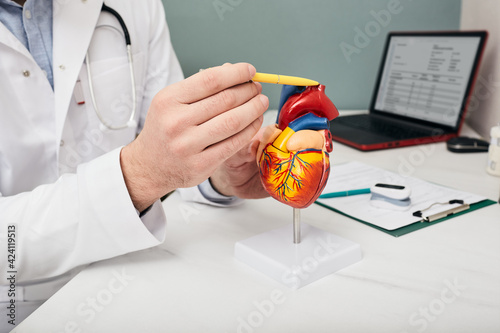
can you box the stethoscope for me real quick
[85,3,137,130]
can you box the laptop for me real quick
[330,31,488,151]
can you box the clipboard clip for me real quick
[412,199,470,223]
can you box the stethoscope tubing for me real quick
[85,3,137,130]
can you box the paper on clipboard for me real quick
[316,161,487,230]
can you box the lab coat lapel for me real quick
[0,24,34,59]
[52,0,103,143]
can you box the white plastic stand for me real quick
[235,222,362,289]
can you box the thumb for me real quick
[248,139,260,158]
[224,140,258,168]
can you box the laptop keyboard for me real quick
[334,115,434,140]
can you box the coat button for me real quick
[23,70,30,77]
[60,140,64,147]
[25,10,32,19]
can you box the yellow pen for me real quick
[252,72,319,86]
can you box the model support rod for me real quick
[293,208,301,244]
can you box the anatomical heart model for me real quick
[257,84,339,209]
[236,85,361,287]
[235,82,361,288]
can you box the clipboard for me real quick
[315,199,496,237]
[315,161,496,237]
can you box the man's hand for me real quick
[120,63,269,212]
[209,137,270,199]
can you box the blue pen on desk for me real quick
[318,188,371,199]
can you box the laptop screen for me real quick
[372,33,485,128]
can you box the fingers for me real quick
[207,137,268,198]
[200,112,265,167]
[171,63,256,104]
[232,174,270,199]
[224,139,261,169]
[188,81,262,125]
[198,93,269,148]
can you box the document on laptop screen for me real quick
[374,36,481,127]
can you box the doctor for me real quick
[0,0,269,326]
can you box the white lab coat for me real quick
[0,0,186,288]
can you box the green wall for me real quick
[162,0,461,110]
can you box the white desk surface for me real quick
[15,113,500,333]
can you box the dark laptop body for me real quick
[330,31,488,151]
